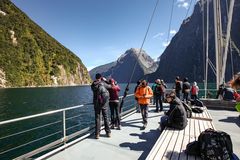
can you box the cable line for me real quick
[120,0,160,112]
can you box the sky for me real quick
[12,0,197,71]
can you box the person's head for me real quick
[95,73,102,80]
[137,80,141,85]
[165,91,176,103]
[232,74,240,89]
[156,79,161,84]
[176,76,180,81]
[193,82,197,86]
[161,80,164,84]
[109,78,115,85]
[184,77,188,82]
[141,80,147,87]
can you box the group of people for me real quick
[91,73,121,139]
[174,76,199,103]
[91,73,240,139]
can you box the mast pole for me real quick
[220,0,235,84]
[204,0,209,98]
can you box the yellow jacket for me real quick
[135,86,153,105]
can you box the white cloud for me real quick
[162,41,170,47]
[170,30,177,35]
[177,0,189,9]
[152,32,165,39]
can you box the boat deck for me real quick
[45,106,240,160]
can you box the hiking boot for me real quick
[143,123,147,129]
[95,134,100,139]
[110,125,114,129]
[106,132,111,137]
[117,125,121,130]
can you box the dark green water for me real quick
[0,83,137,159]
[0,83,216,159]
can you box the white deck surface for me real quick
[48,106,166,160]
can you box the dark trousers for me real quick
[183,92,189,103]
[160,115,169,131]
[140,105,149,124]
[191,95,198,101]
[94,102,111,135]
[109,101,120,126]
[155,95,163,111]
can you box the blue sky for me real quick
[12,0,196,71]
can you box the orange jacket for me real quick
[135,86,153,105]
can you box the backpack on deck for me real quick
[195,99,204,107]
[182,101,192,118]
[198,128,233,160]
[191,107,203,113]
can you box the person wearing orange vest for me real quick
[135,80,153,129]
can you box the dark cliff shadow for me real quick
[218,116,240,127]
[119,129,161,160]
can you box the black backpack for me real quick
[182,101,192,118]
[192,107,203,113]
[195,99,204,107]
[198,128,233,160]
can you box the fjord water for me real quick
[0,83,136,159]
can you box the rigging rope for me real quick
[185,0,193,19]
[120,0,160,112]
[225,0,234,77]
[167,0,175,43]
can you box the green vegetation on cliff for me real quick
[0,0,91,87]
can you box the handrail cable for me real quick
[0,120,61,141]
[0,130,62,155]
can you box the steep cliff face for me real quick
[149,0,240,83]
[0,0,91,87]
[89,48,158,82]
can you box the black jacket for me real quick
[91,80,111,107]
[182,82,191,93]
[166,97,187,130]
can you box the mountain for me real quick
[148,0,240,83]
[0,0,91,88]
[89,48,158,82]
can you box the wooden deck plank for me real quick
[188,118,196,160]
[162,131,180,160]
[170,129,185,160]
[146,128,169,160]
[154,129,175,160]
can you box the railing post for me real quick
[62,110,67,144]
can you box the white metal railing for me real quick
[0,94,136,160]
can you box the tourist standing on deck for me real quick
[191,82,199,101]
[159,92,187,131]
[135,80,153,129]
[154,79,163,112]
[151,80,158,105]
[175,76,182,99]
[91,73,111,139]
[108,78,121,130]
[182,77,191,103]
[161,79,167,101]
